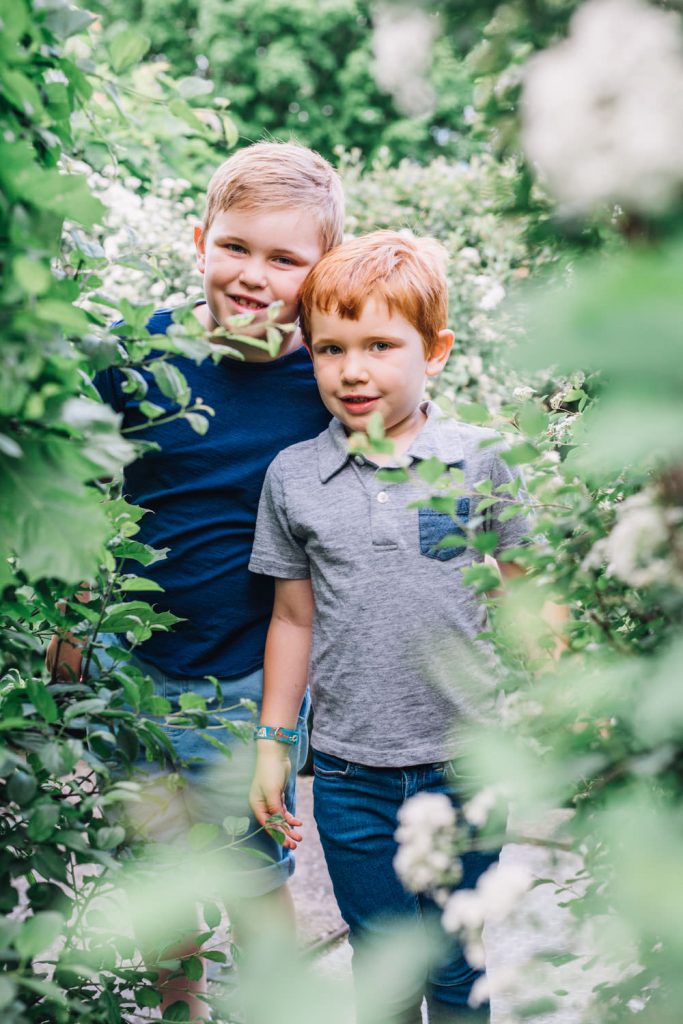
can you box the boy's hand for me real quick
[45,632,83,681]
[250,744,303,849]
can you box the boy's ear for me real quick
[426,329,454,377]
[194,225,206,273]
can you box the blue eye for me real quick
[372,341,391,351]
[224,242,246,253]
[273,255,296,266]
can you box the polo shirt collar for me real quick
[317,401,465,483]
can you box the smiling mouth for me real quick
[229,294,268,311]
[339,395,380,411]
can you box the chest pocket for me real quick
[419,497,470,561]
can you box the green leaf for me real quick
[460,563,501,593]
[187,823,220,849]
[8,769,37,805]
[168,97,206,132]
[0,441,112,585]
[109,29,151,73]
[204,949,228,963]
[202,901,222,929]
[375,467,409,484]
[139,400,166,420]
[15,911,64,959]
[0,976,17,1011]
[95,826,125,849]
[500,443,539,466]
[186,413,209,435]
[181,956,204,981]
[416,457,446,485]
[456,401,491,425]
[518,403,548,437]
[222,815,250,837]
[32,845,68,884]
[26,679,59,723]
[136,987,162,1008]
[471,531,499,555]
[178,691,206,712]
[27,802,59,841]
[164,1000,191,1022]
[13,255,52,296]
[118,577,164,592]
[150,361,190,405]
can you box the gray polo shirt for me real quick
[249,402,533,766]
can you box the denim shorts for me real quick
[312,750,497,1021]
[94,637,309,897]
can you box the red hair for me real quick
[300,231,449,354]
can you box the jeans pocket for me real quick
[419,498,470,561]
[312,750,356,779]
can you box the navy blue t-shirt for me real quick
[95,306,330,680]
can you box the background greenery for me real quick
[1,0,682,1022]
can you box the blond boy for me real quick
[49,141,344,1016]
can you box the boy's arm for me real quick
[249,576,314,849]
[497,560,569,660]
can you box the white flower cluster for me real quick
[393,792,462,900]
[88,169,200,307]
[582,489,683,588]
[373,3,436,116]
[522,0,683,214]
[462,784,509,829]
[442,862,533,969]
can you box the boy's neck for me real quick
[348,404,428,467]
[192,303,304,362]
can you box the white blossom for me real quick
[472,274,506,312]
[583,489,682,587]
[522,0,683,214]
[373,4,436,116]
[393,792,462,895]
[442,861,533,934]
[458,246,481,266]
[513,385,535,403]
[463,785,504,828]
[44,69,69,86]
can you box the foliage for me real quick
[86,0,480,164]
[386,3,683,1021]
[0,3,255,1021]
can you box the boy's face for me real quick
[194,207,324,354]
[309,296,453,449]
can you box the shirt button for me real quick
[376,491,389,503]
[354,455,365,466]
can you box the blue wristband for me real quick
[255,725,300,746]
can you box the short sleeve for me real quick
[486,446,535,557]
[249,456,311,579]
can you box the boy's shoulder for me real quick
[416,404,509,468]
[270,423,334,475]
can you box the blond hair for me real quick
[200,140,345,252]
[300,230,449,354]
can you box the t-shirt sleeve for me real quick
[249,456,311,579]
[486,445,535,557]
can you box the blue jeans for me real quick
[312,750,498,1022]
[95,637,309,896]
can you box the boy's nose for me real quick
[341,355,369,384]
[239,261,267,289]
